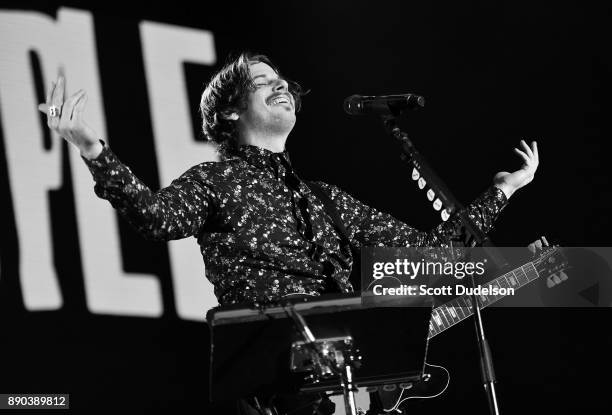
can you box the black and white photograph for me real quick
[0,1,610,413]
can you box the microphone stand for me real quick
[380,114,502,415]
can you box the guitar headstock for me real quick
[532,244,569,280]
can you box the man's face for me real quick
[236,61,296,140]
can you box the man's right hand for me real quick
[38,75,103,159]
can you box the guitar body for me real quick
[364,246,569,414]
[333,246,570,414]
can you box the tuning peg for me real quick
[418,177,426,189]
[528,238,547,256]
[527,243,536,255]
[546,272,568,288]
[427,189,435,201]
[412,168,420,180]
[546,274,557,288]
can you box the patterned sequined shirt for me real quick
[84,143,508,305]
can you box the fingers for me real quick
[46,80,55,104]
[514,139,540,173]
[520,139,534,158]
[71,91,88,121]
[52,76,65,124]
[38,81,55,127]
[52,75,65,107]
[514,139,538,161]
[57,89,85,138]
[45,76,64,129]
[513,147,530,163]
[38,81,56,113]
[38,75,92,146]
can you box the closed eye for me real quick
[253,76,285,89]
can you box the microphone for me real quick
[343,94,425,116]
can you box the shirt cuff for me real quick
[486,185,509,214]
[81,140,123,182]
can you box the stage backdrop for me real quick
[0,1,611,412]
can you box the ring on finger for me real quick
[48,105,60,118]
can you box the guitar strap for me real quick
[305,181,361,290]
[306,181,384,412]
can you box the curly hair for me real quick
[199,52,304,151]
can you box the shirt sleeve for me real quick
[82,143,217,241]
[325,185,508,248]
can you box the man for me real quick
[38,52,538,413]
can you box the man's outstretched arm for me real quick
[38,75,215,241]
[322,140,539,248]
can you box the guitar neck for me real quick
[427,261,540,340]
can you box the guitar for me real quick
[368,245,569,413]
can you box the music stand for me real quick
[207,293,432,413]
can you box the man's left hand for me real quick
[494,140,539,199]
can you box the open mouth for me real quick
[267,94,292,107]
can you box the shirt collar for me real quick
[224,144,294,174]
